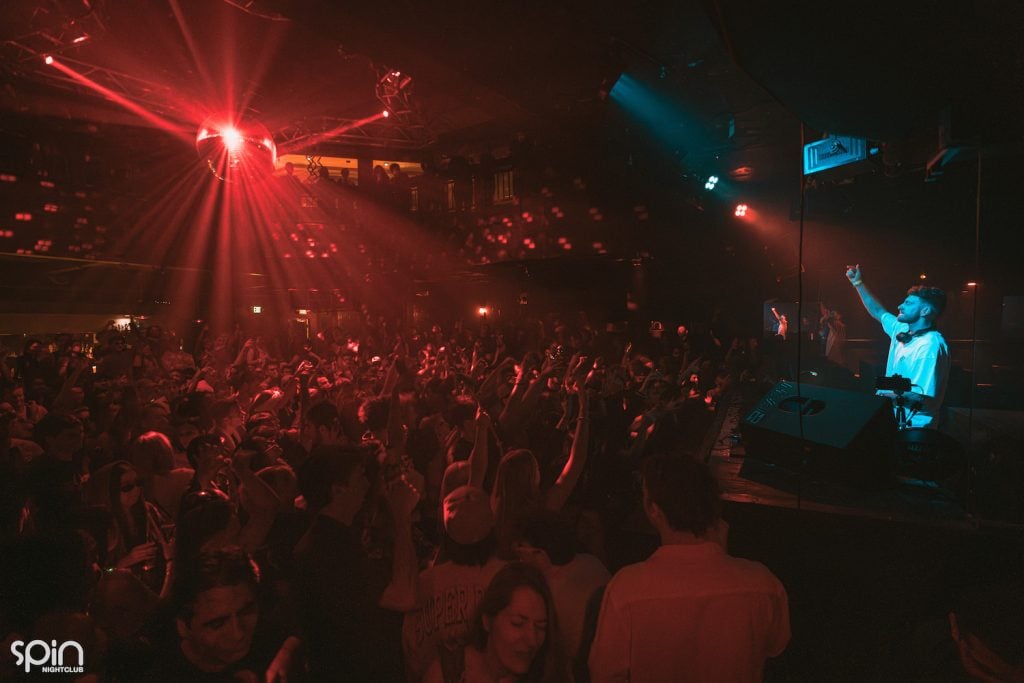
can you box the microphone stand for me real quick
[876,374,913,430]
[892,385,911,431]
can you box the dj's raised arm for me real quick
[845,264,888,323]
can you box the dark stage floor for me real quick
[698,384,1024,680]
[707,382,1023,530]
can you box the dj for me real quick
[846,265,950,428]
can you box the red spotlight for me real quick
[730,165,754,179]
[382,109,390,118]
[43,55,54,65]
[477,306,490,317]
[734,203,749,217]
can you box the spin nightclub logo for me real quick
[10,639,85,674]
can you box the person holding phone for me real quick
[85,460,173,597]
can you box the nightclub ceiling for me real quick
[1,0,1023,317]
[4,1,1022,152]
[0,0,761,154]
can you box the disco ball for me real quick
[196,116,276,181]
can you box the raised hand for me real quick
[520,352,539,376]
[565,355,589,391]
[845,264,862,285]
[384,474,421,520]
[475,407,492,431]
[265,636,302,683]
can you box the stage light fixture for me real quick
[376,68,414,114]
[43,55,54,65]
[730,166,754,179]
[382,109,390,118]
[734,203,748,217]
[704,175,719,190]
[477,306,490,317]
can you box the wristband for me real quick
[850,278,862,287]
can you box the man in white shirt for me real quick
[589,454,790,682]
[845,265,950,428]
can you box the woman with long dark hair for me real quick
[85,460,173,597]
[424,562,569,683]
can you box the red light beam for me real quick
[48,59,193,144]
[277,111,389,155]
[168,0,217,95]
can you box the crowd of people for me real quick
[1,311,792,681]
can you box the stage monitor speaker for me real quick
[740,381,897,485]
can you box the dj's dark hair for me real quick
[906,285,946,317]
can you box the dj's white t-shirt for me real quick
[879,312,950,428]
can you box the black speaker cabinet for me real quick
[740,381,897,485]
